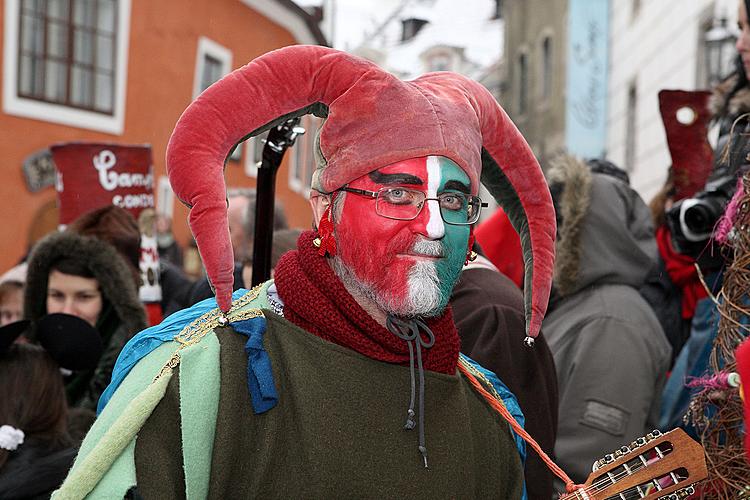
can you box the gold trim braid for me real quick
[153,285,266,382]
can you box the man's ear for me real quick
[309,193,332,229]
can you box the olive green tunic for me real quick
[135,312,524,499]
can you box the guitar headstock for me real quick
[263,117,306,158]
[562,429,708,500]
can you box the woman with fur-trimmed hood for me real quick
[24,231,147,411]
[543,155,671,486]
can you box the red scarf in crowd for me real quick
[656,225,708,319]
[273,231,460,374]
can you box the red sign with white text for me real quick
[51,142,155,225]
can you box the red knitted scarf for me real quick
[274,231,460,374]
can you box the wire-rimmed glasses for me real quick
[338,186,486,225]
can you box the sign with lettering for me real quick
[51,143,155,224]
[50,143,161,304]
[565,0,610,158]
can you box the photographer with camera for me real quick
[658,0,750,431]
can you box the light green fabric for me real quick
[53,282,274,499]
[55,366,173,499]
[180,332,220,499]
[53,341,176,499]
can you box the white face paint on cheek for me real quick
[425,156,445,239]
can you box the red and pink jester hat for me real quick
[165,45,556,346]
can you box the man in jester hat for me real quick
[54,46,563,499]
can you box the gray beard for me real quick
[331,239,445,318]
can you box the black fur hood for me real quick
[23,231,147,337]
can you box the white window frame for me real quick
[243,132,268,178]
[3,0,132,135]
[288,115,320,197]
[156,175,174,219]
[192,36,232,99]
[538,32,553,104]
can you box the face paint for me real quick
[332,156,471,317]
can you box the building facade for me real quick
[502,0,568,170]
[607,0,737,200]
[0,0,325,272]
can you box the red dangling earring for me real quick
[313,194,337,257]
[464,232,477,266]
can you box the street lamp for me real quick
[705,18,737,86]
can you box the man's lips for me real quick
[398,252,443,260]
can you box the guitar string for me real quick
[580,452,680,497]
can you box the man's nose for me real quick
[419,199,445,240]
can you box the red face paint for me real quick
[333,156,471,315]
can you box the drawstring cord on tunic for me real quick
[386,315,435,468]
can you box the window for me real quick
[289,115,322,196]
[243,130,270,178]
[193,36,232,98]
[3,0,131,133]
[17,0,117,113]
[625,82,637,171]
[427,53,451,72]
[632,0,641,21]
[493,0,502,20]
[518,52,528,115]
[540,36,552,100]
[156,176,174,219]
[193,37,235,159]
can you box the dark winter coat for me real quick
[0,438,77,499]
[24,231,148,411]
[543,156,671,485]
[451,261,558,500]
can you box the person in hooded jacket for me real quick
[24,231,147,411]
[542,155,671,487]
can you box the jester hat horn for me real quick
[167,45,555,343]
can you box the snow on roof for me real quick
[358,0,502,80]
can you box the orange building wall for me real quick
[0,0,315,273]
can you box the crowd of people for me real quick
[2,2,750,498]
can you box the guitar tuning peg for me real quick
[657,484,696,500]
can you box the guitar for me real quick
[560,428,708,500]
[250,117,306,286]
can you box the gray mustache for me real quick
[411,239,444,257]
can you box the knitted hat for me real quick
[166,45,555,342]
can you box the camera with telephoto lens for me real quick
[666,175,737,258]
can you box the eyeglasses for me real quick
[338,186,486,225]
